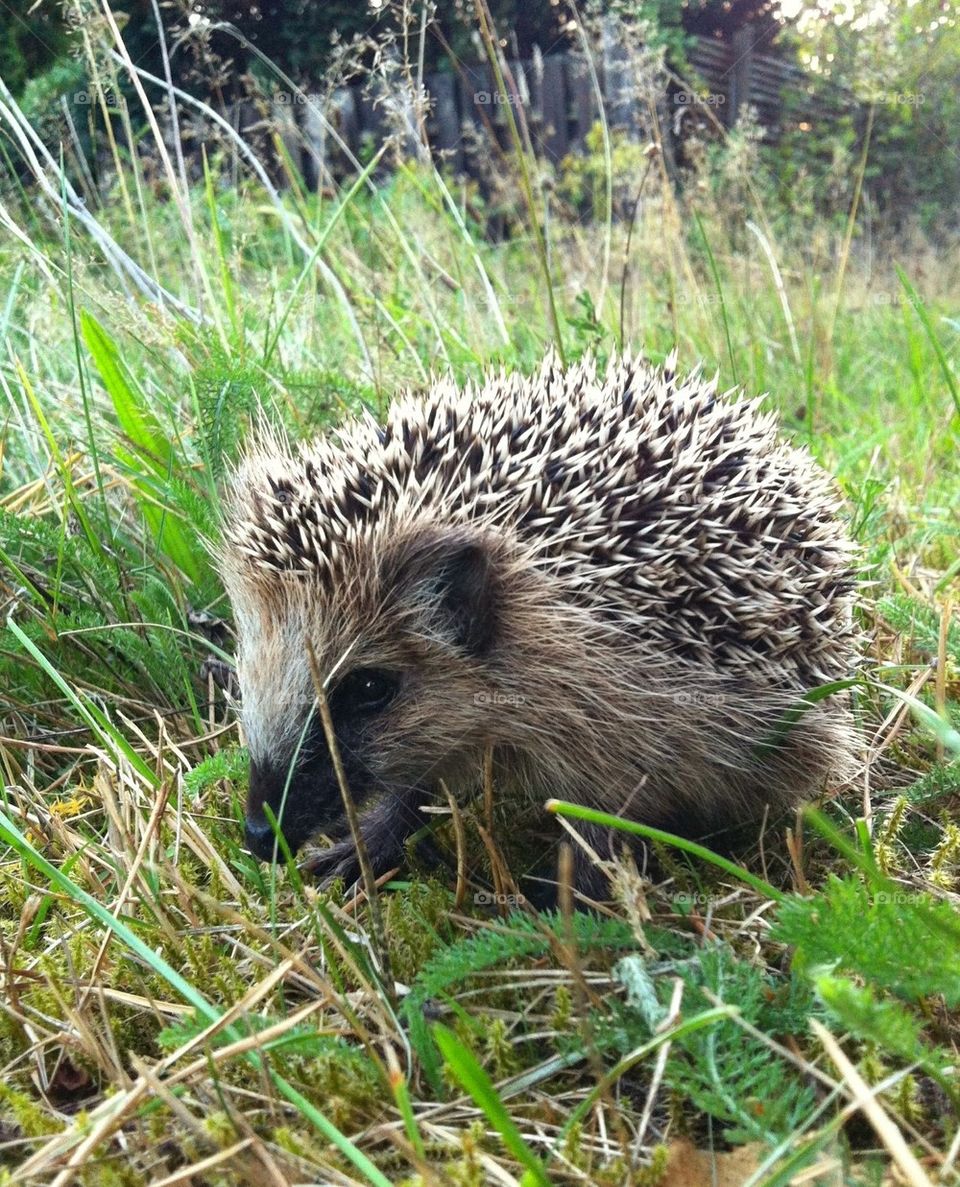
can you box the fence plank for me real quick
[530,52,568,162]
[729,27,754,125]
[301,94,329,191]
[566,53,597,149]
[460,63,495,138]
[501,58,529,138]
[427,72,463,172]
[601,16,637,131]
[334,87,360,160]
[356,87,386,157]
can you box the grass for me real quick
[1,14,959,1185]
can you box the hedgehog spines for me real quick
[223,352,859,692]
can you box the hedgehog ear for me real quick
[392,534,499,657]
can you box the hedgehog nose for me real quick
[246,757,287,860]
[244,814,278,860]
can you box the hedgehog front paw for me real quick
[302,838,364,888]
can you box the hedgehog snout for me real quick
[242,665,407,860]
[244,752,339,860]
[244,812,276,860]
[245,755,293,859]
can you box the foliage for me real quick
[0,2,73,99]
[877,593,960,662]
[403,910,644,1089]
[558,121,659,220]
[778,0,960,230]
[664,946,817,1145]
[184,747,249,798]
[775,875,960,1007]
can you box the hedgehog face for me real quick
[232,527,505,862]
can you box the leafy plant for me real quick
[775,875,960,1007]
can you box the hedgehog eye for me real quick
[333,667,400,715]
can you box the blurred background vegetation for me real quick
[5,0,959,233]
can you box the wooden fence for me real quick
[687,31,852,128]
[237,26,854,187]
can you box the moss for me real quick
[560,1120,586,1170]
[889,1073,924,1127]
[638,1146,671,1186]
[383,879,454,984]
[0,1083,62,1141]
[77,1156,148,1187]
[288,1048,383,1132]
[481,1016,519,1078]
[0,868,29,921]
[0,1012,28,1071]
[445,1120,487,1187]
[550,983,573,1034]
[272,1124,328,1165]
[200,1111,238,1147]
[875,796,909,874]
[928,820,960,890]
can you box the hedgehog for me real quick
[219,353,861,899]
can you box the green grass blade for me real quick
[5,615,158,784]
[433,1022,553,1186]
[694,211,737,384]
[896,265,960,417]
[556,1006,736,1143]
[876,679,960,755]
[388,1057,426,1160]
[753,678,860,760]
[111,446,204,583]
[80,308,171,471]
[13,357,106,562]
[203,148,240,344]
[546,800,784,901]
[262,145,387,370]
